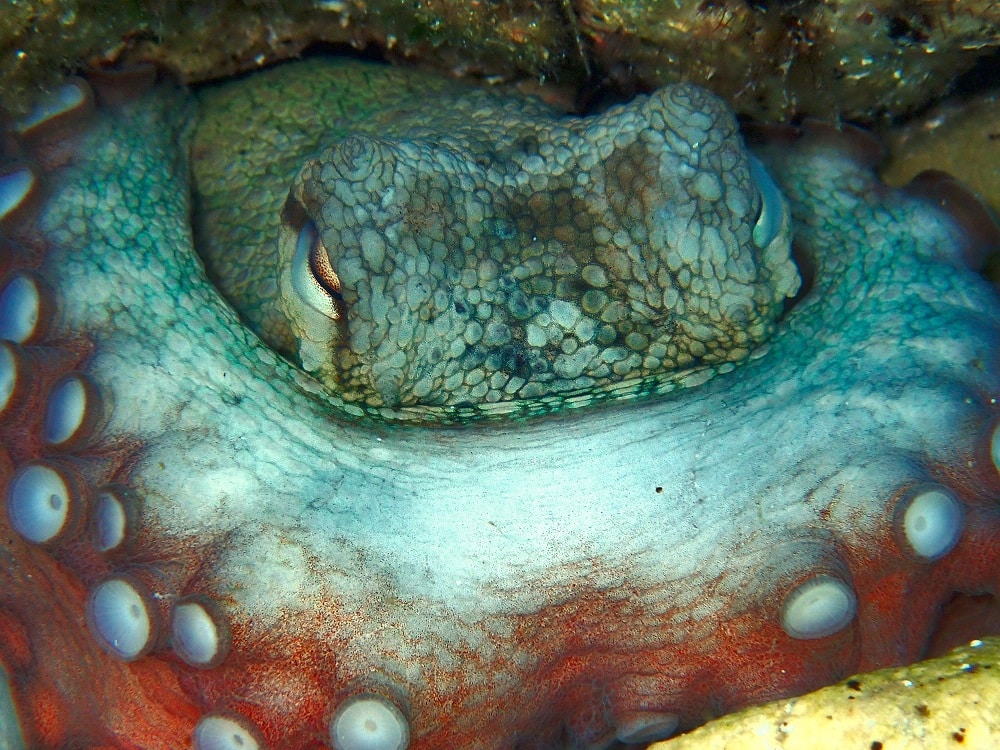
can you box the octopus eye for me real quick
[274,204,351,378]
[292,219,345,322]
[748,153,785,250]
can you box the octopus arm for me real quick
[0,60,999,750]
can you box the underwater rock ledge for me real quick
[1,0,999,122]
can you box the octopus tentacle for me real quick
[0,58,999,750]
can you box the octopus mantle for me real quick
[1,58,999,750]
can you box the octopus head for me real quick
[275,84,799,408]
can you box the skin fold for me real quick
[0,57,999,750]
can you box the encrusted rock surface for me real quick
[653,638,1000,749]
[2,1,998,120]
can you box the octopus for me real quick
[0,55,999,750]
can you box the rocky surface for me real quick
[1,1,998,121]
[654,637,1000,749]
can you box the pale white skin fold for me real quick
[1,59,999,750]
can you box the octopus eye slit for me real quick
[748,153,785,250]
[291,219,346,323]
[309,233,343,302]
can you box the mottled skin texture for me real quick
[279,84,796,408]
[1,58,1000,750]
[196,61,797,411]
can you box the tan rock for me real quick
[653,638,1000,750]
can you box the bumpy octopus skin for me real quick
[0,58,999,750]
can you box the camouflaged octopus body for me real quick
[278,84,799,408]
